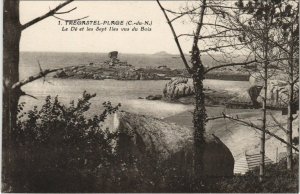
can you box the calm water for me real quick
[21,79,195,118]
[19,52,250,118]
[20,78,249,119]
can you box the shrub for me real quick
[210,155,299,193]
[11,92,120,192]
[10,91,197,192]
[11,91,296,192]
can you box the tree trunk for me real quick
[286,85,294,170]
[191,45,207,181]
[286,32,295,170]
[259,73,267,182]
[259,30,269,182]
[3,0,21,187]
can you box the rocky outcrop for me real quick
[248,85,263,107]
[228,73,299,109]
[163,77,194,99]
[54,63,188,80]
[248,73,299,108]
[54,65,250,81]
[146,94,162,100]
[257,80,299,108]
[117,69,166,80]
[108,51,118,59]
[162,77,235,105]
[105,111,234,177]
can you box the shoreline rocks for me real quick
[159,77,235,106]
[163,77,194,100]
[227,75,299,109]
[146,95,163,100]
[54,64,186,80]
[53,52,249,81]
[54,64,250,81]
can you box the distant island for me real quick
[152,51,173,56]
[54,51,250,81]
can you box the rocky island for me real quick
[54,51,250,81]
[54,51,189,80]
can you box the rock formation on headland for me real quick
[104,111,234,177]
[223,72,299,109]
[108,51,119,66]
[105,51,132,67]
[161,77,235,105]
[257,80,299,108]
[163,77,194,100]
[230,73,300,109]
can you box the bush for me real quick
[10,92,201,192]
[11,92,120,192]
[209,155,299,193]
[11,91,297,192]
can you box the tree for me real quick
[156,0,299,183]
[3,0,76,187]
[227,0,281,182]
[275,0,299,170]
[156,0,256,181]
[229,0,299,171]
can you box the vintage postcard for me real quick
[2,0,299,192]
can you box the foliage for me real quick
[11,91,120,192]
[209,155,299,193]
[10,91,299,193]
[10,92,198,192]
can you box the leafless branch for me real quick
[193,0,206,47]
[156,0,192,73]
[293,114,298,120]
[169,6,201,22]
[177,33,194,38]
[55,7,77,14]
[206,115,225,122]
[200,42,249,52]
[12,68,63,90]
[222,113,299,152]
[20,90,38,100]
[164,6,200,15]
[170,14,185,23]
[204,60,257,74]
[52,15,89,22]
[269,112,288,134]
[21,0,74,30]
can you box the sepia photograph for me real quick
[2,0,299,192]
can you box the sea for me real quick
[19,52,250,119]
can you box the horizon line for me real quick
[20,50,190,55]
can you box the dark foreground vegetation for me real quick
[210,156,299,193]
[6,92,298,192]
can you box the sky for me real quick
[20,1,197,54]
